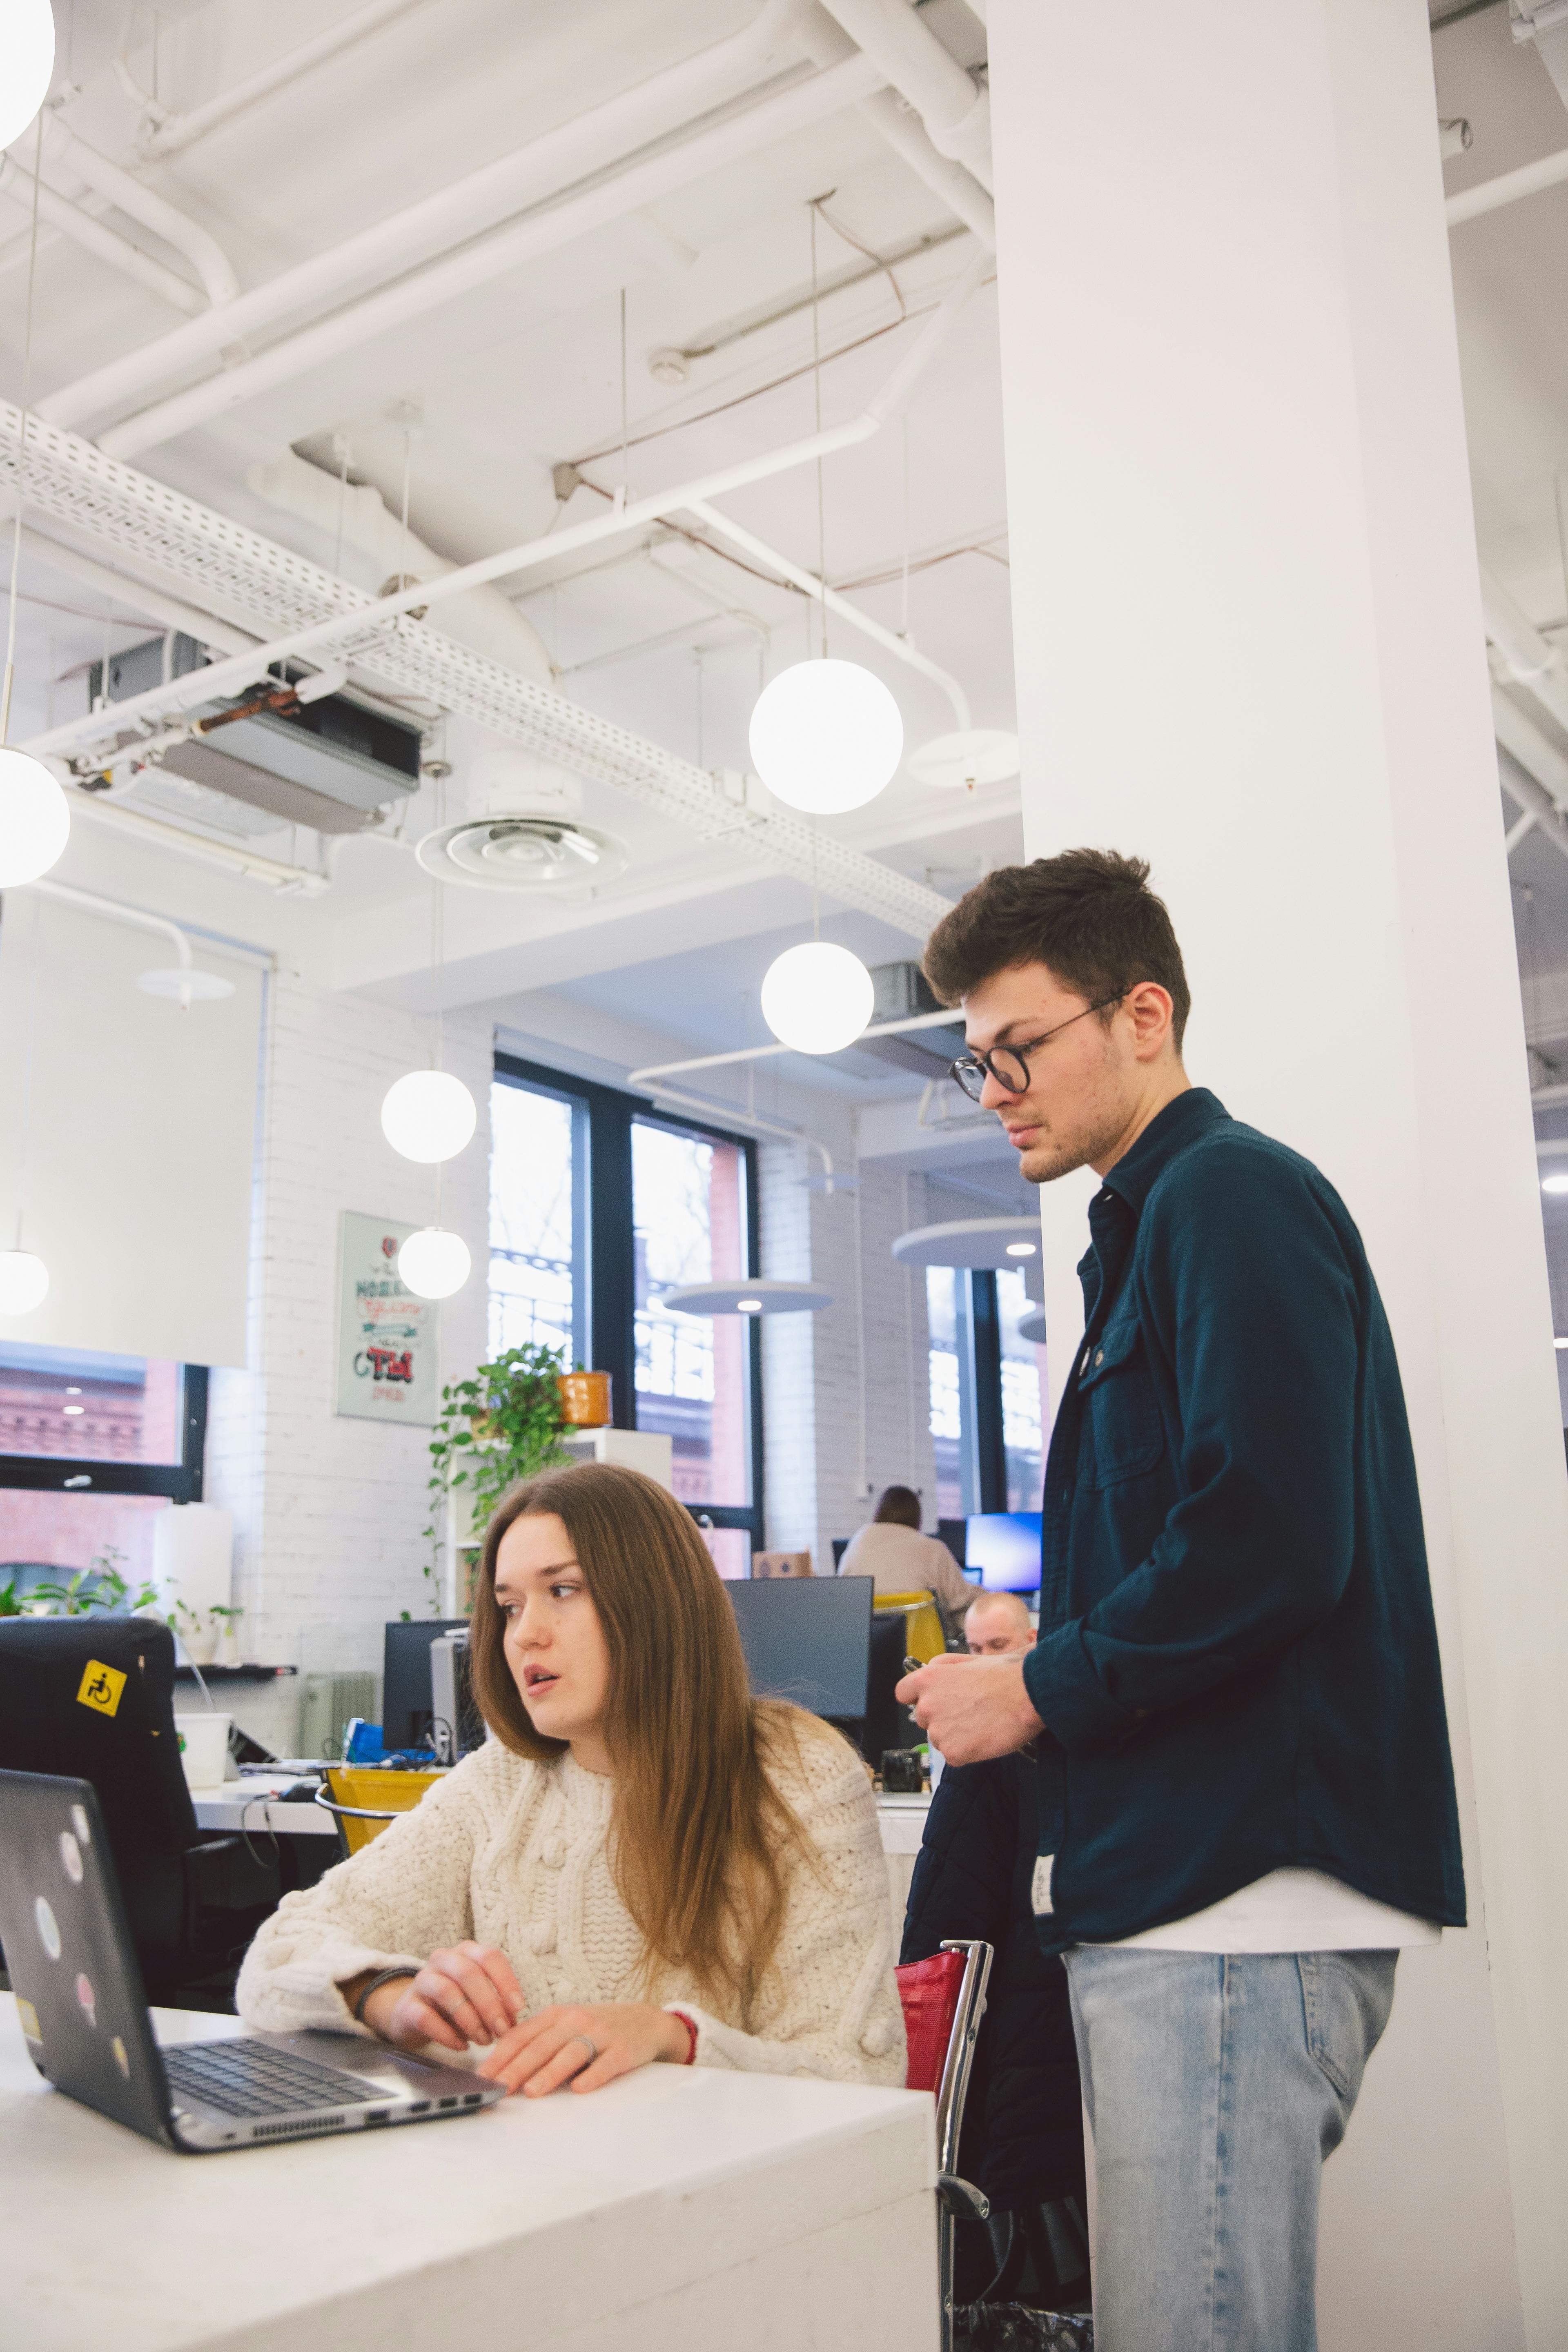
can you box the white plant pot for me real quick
[181,1621,220,1665]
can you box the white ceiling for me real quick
[4,0,1565,1126]
[0,0,1025,1111]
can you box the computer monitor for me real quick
[725,1576,873,1720]
[383,1618,469,1748]
[964,1511,1043,1593]
[936,1518,967,1568]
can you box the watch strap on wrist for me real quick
[352,1965,418,2024]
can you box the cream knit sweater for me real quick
[236,1721,906,2087]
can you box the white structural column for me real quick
[989,4,1568,2346]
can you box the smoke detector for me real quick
[416,813,627,891]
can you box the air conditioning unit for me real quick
[89,633,422,837]
[856,962,963,1077]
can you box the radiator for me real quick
[299,1671,381,1762]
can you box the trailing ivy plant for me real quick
[423,1342,569,1611]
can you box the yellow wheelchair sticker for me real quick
[76,1659,126,1718]
[16,1998,40,2044]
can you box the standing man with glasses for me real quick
[898,849,1464,2351]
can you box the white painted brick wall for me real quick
[205,968,491,1741]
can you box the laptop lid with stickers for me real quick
[0,1769,176,2147]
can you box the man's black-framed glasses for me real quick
[949,994,1127,1103]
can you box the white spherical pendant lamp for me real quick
[0,0,55,151]
[0,1249,49,1316]
[397,1227,471,1300]
[760,940,875,1055]
[748,659,903,815]
[380,1069,477,1164]
[0,748,69,887]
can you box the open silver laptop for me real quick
[0,1768,505,2152]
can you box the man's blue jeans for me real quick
[1062,1946,1396,2352]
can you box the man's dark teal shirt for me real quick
[1021,1087,1466,1949]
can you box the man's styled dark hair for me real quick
[922,849,1191,1050]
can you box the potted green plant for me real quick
[23,1546,160,1619]
[424,1342,570,1610]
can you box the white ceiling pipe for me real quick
[126,0,430,159]
[62,786,330,893]
[1446,145,1568,226]
[815,0,992,191]
[1506,806,1541,854]
[23,254,986,760]
[630,1007,957,1089]
[797,4,994,243]
[28,876,192,969]
[40,0,822,435]
[33,119,239,307]
[96,52,884,459]
[247,449,552,679]
[854,87,994,244]
[0,157,204,314]
[682,493,973,726]
[1481,567,1568,737]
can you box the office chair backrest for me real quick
[0,1616,200,1980]
[896,1938,993,2176]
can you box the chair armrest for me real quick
[937,2172,991,2223]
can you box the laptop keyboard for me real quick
[164,2039,383,2119]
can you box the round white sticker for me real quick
[33,1896,61,1960]
[58,1831,83,1885]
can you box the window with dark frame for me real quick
[0,1345,209,1598]
[492,1054,764,1572]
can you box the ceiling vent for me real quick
[414,743,627,891]
[415,813,628,890]
[851,961,962,1077]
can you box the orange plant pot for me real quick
[558,1370,612,1427]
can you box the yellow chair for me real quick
[873,1591,946,1665]
[314,1766,445,1855]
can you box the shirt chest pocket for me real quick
[1078,1315,1165,1489]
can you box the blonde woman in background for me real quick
[238,1463,904,2094]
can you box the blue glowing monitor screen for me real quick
[965,1512,1043,1593]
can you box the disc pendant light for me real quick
[760,940,875,1055]
[748,659,903,816]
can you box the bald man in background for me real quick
[966,1592,1035,1655]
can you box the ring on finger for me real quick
[564,2033,597,2068]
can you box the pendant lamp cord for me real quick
[810,199,826,661]
[2,114,46,748]
[13,968,37,1252]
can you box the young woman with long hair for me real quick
[237,1463,905,2094]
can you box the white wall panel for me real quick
[0,890,261,1368]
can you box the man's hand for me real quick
[895,1652,1043,1765]
[476,2002,690,2096]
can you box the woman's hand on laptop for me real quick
[354,1941,526,2051]
[476,2001,690,2096]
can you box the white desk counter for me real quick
[194,1780,935,1847]
[0,1993,938,2352]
